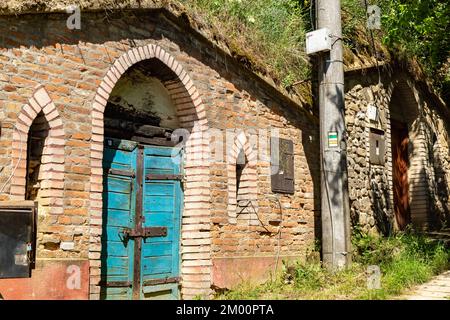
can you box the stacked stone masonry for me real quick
[345,72,450,235]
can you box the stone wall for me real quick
[345,78,394,235]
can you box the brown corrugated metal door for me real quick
[391,120,411,230]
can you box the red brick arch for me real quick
[10,85,65,215]
[227,131,258,224]
[88,44,212,300]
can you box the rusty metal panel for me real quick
[121,227,168,238]
[107,168,136,178]
[271,137,295,194]
[99,280,132,288]
[369,128,385,165]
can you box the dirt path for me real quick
[400,270,450,300]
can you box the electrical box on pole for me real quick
[306,28,332,55]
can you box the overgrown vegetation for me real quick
[182,0,313,89]
[343,0,450,102]
[4,1,448,101]
[214,231,449,300]
[179,0,449,103]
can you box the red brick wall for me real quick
[0,10,320,299]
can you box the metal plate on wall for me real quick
[271,137,295,194]
[369,128,385,165]
[0,204,35,278]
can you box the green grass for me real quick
[177,0,449,105]
[179,0,312,93]
[214,231,449,300]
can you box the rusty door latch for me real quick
[120,227,167,240]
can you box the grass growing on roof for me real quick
[181,0,312,89]
[179,0,449,103]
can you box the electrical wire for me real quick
[237,195,283,278]
[264,195,283,277]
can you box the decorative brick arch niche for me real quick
[227,132,258,225]
[10,85,65,214]
[88,44,212,300]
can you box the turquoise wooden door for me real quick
[101,138,137,300]
[141,146,182,299]
[101,138,182,300]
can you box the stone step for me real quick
[423,229,450,248]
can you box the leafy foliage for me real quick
[381,0,449,72]
[343,0,450,100]
[183,0,449,101]
[182,0,313,89]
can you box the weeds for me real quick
[179,0,312,90]
[215,231,449,300]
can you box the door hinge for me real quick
[106,168,136,178]
[121,227,167,239]
[145,174,183,181]
[143,276,181,286]
[99,280,132,288]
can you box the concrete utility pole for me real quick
[316,0,351,269]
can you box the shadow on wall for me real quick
[25,111,49,202]
[369,168,393,236]
[424,122,450,228]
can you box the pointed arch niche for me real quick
[10,85,65,215]
[227,132,258,225]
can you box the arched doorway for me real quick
[88,45,212,300]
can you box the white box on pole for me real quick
[305,28,332,55]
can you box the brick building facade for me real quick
[0,5,448,300]
[0,8,319,299]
